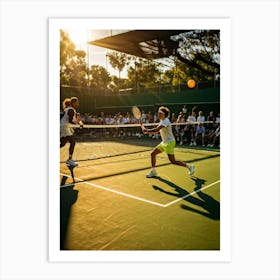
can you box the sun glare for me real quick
[66,30,88,50]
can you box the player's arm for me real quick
[142,125,164,134]
[68,109,83,127]
[76,113,84,128]
[68,109,76,124]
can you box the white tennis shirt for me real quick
[158,118,175,144]
[60,107,77,125]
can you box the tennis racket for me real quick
[132,106,145,131]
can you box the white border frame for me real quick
[49,18,231,262]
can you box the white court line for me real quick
[60,173,220,208]
[163,180,220,208]
[60,173,166,207]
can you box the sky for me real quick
[65,29,174,79]
[66,30,129,78]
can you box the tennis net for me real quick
[70,121,216,141]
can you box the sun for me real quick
[66,30,88,50]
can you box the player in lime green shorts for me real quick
[142,106,195,178]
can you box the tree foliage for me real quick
[60,29,220,94]
[173,30,220,76]
[60,30,88,87]
[107,52,129,78]
[127,59,162,89]
[88,65,111,91]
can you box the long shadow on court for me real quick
[73,154,220,182]
[60,148,151,163]
[153,177,220,220]
[60,171,79,250]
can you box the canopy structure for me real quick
[88,30,189,59]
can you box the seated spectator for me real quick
[207,111,215,123]
[215,113,220,126]
[191,123,205,147]
[207,125,220,148]
[171,112,176,123]
[187,111,196,123]
[141,111,147,123]
[182,123,194,145]
[197,111,205,124]
[175,113,186,145]
[123,114,130,124]
[147,111,153,123]
[153,113,158,123]
[207,111,215,132]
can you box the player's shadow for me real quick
[60,178,79,250]
[153,177,220,220]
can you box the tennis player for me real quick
[60,97,83,167]
[142,106,195,178]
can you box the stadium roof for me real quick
[88,30,189,59]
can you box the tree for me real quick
[173,30,220,77]
[60,30,88,87]
[68,50,88,87]
[109,76,134,93]
[141,30,220,78]
[127,59,162,91]
[60,30,76,85]
[107,51,129,78]
[60,30,75,69]
[88,65,111,92]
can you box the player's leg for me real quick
[167,141,195,176]
[146,147,162,178]
[202,133,205,146]
[168,154,194,175]
[65,136,78,167]
[168,154,186,167]
[211,135,217,147]
[151,148,162,168]
[207,133,213,146]
[60,137,67,148]
[193,133,197,146]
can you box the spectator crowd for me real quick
[70,105,220,148]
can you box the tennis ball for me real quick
[187,79,196,89]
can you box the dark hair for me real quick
[62,98,71,109]
[159,106,170,118]
[70,97,79,104]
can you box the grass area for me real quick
[60,141,220,250]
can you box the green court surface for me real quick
[60,140,220,250]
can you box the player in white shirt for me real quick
[60,97,83,167]
[142,106,195,178]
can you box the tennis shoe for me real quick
[146,169,157,178]
[188,165,195,176]
[66,159,78,167]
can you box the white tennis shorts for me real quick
[60,124,74,138]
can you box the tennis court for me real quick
[60,139,220,250]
